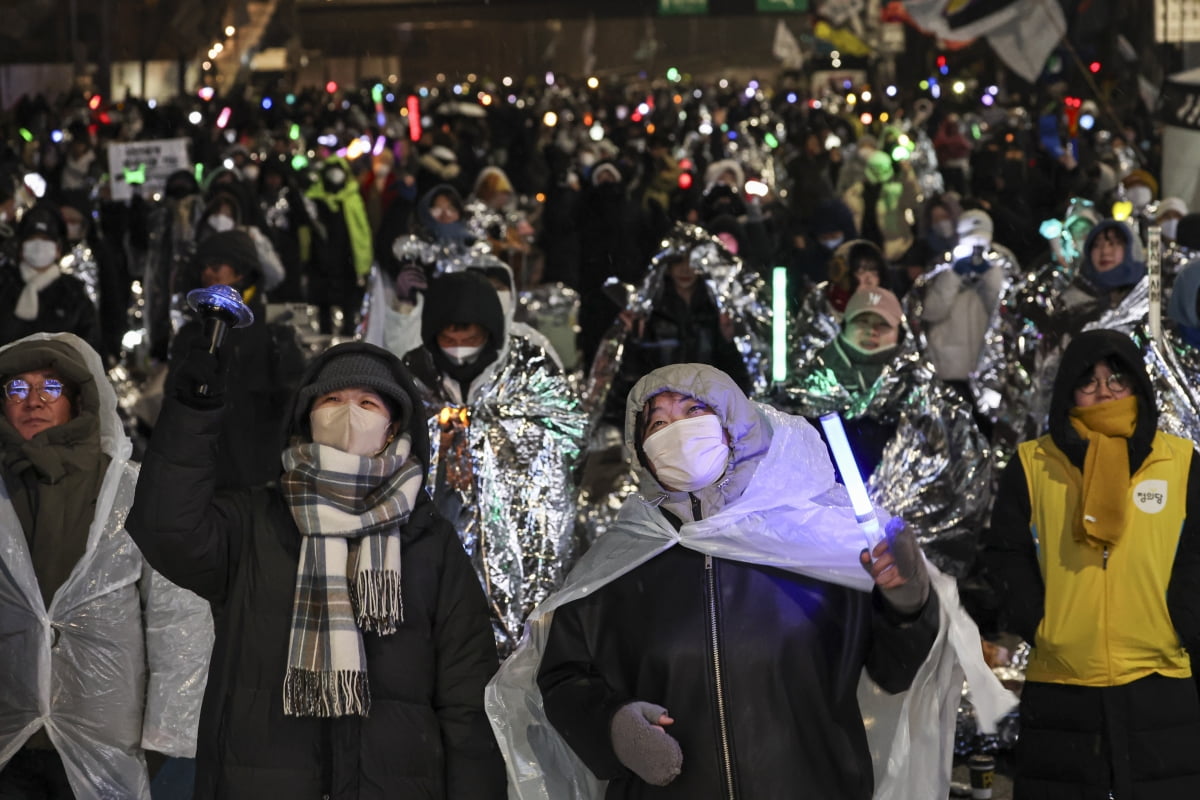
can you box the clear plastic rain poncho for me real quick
[0,332,213,800]
[770,301,992,578]
[409,330,586,657]
[487,394,1015,800]
[577,224,770,542]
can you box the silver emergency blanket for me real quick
[581,223,771,432]
[955,641,1027,756]
[0,333,212,800]
[905,124,945,201]
[770,328,991,578]
[968,267,1200,470]
[519,282,582,375]
[59,241,100,309]
[410,336,586,657]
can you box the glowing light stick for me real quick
[772,267,788,382]
[818,412,880,548]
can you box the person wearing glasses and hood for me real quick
[488,363,1012,799]
[126,339,506,799]
[0,333,212,799]
[983,329,1200,798]
[402,270,585,657]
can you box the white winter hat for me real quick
[956,209,994,248]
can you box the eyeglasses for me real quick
[1076,373,1133,395]
[3,378,66,404]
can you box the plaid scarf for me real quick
[280,434,423,717]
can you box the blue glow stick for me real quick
[819,412,881,548]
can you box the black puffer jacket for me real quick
[0,265,99,349]
[127,342,506,800]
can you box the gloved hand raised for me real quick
[393,266,428,302]
[859,517,931,615]
[170,339,231,410]
[952,253,990,277]
[610,701,682,786]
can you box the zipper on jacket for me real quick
[705,554,736,799]
[1103,546,1109,570]
[690,492,702,522]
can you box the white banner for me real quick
[106,138,191,202]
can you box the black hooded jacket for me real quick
[127,342,506,800]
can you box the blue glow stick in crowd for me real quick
[818,412,881,548]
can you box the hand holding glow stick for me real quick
[819,412,881,549]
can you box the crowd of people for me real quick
[3,65,1200,799]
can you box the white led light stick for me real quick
[819,412,881,548]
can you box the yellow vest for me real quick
[1019,431,1193,686]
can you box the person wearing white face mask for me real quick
[127,340,508,798]
[489,362,1012,800]
[0,203,99,349]
[402,270,586,656]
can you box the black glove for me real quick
[610,701,682,786]
[170,340,229,410]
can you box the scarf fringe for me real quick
[283,668,371,717]
[354,569,404,634]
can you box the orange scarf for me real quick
[1067,395,1138,549]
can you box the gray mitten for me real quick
[610,701,682,786]
[878,517,931,615]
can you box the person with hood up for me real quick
[306,156,373,336]
[0,203,99,349]
[972,218,1148,470]
[983,329,1200,797]
[0,333,212,799]
[126,339,507,799]
[402,271,585,656]
[488,363,1013,799]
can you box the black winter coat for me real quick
[0,265,100,349]
[537,541,939,800]
[127,397,507,800]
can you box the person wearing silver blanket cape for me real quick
[971,219,1200,470]
[772,286,991,579]
[485,363,1015,800]
[402,270,586,656]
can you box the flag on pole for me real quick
[772,20,805,69]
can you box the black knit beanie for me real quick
[194,230,261,283]
[293,348,414,430]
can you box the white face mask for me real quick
[642,414,729,493]
[820,234,844,251]
[22,240,59,269]
[1127,185,1153,211]
[442,344,484,365]
[310,403,392,456]
[243,165,260,182]
[1162,218,1180,241]
[208,214,236,232]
